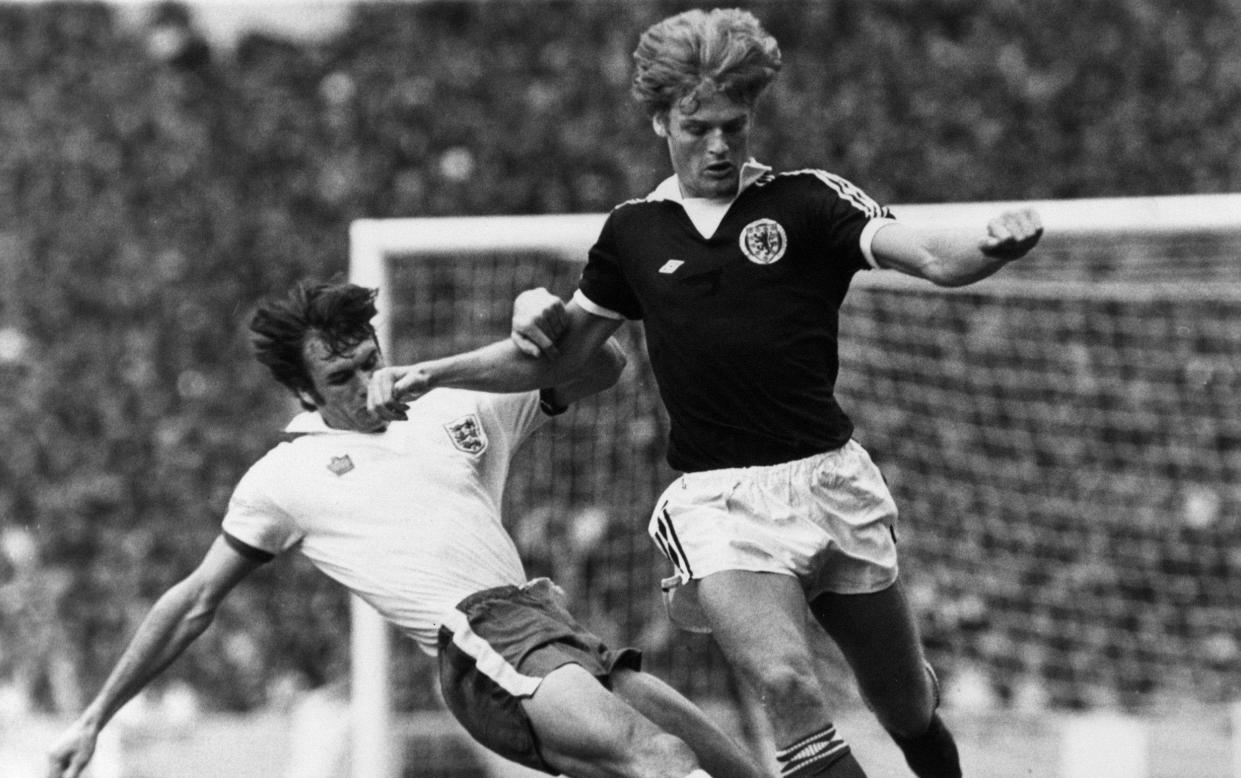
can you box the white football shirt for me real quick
[222,388,544,655]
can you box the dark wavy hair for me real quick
[249,280,379,409]
[631,7,782,119]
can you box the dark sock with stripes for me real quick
[887,713,962,778]
[777,724,868,777]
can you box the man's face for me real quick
[660,90,753,200]
[298,334,387,432]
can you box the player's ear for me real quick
[651,115,668,138]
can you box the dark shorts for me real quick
[437,578,642,773]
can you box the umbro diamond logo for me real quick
[328,455,355,476]
[659,259,685,274]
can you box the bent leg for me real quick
[810,582,960,777]
[697,570,866,776]
[611,667,767,778]
[522,662,700,778]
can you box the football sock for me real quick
[886,713,962,778]
[777,724,868,777]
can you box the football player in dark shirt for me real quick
[369,9,1042,778]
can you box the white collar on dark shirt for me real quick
[647,160,772,239]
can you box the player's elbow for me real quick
[907,250,955,287]
[599,338,627,388]
[169,573,229,631]
[553,336,625,386]
[917,253,980,288]
[571,340,627,396]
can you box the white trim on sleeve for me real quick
[860,217,898,270]
[572,289,625,320]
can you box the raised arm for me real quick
[508,287,628,408]
[539,335,628,410]
[368,292,623,418]
[47,536,264,778]
[871,208,1043,287]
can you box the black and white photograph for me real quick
[1,1,1238,776]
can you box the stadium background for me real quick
[1,0,1239,775]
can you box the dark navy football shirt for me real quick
[578,163,893,472]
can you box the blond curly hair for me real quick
[631,8,783,119]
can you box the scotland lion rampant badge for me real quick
[444,414,487,454]
[739,218,788,265]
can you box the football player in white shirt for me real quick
[47,281,765,778]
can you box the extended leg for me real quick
[611,666,768,778]
[522,662,703,778]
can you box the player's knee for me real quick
[630,730,697,774]
[606,709,697,774]
[869,684,934,737]
[879,706,934,740]
[747,658,823,712]
[871,662,939,738]
[871,683,935,738]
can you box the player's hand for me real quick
[511,287,567,359]
[46,721,97,778]
[367,365,431,421]
[979,208,1043,261]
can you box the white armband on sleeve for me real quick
[860,217,898,270]
[571,289,626,320]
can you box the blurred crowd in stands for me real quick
[0,0,1238,718]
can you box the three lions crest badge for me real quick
[445,414,488,455]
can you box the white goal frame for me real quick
[346,192,1241,778]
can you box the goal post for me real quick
[348,193,1241,778]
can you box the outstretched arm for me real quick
[47,536,264,778]
[871,208,1043,287]
[368,292,623,419]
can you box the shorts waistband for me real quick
[452,578,554,614]
[679,441,856,483]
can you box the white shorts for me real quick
[648,440,900,632]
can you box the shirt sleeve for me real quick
[578,212,644,320]
[221,460,304,557]
[474,389,545,451]
[860,217,898,269]
[808,171,894,274]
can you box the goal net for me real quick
[348,194,1241,776]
